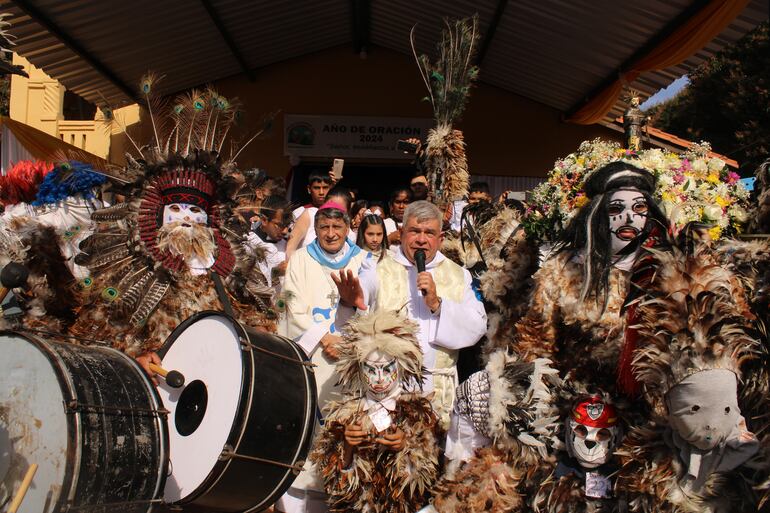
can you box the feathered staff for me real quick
[411,15,479,207]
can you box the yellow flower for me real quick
[661,191,674,202]
[574,195,589,208]
[715,196,729,208]
[708,226,722,240]
[576,157,585,167]
[706,173,720,184]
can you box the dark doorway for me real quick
[289,163,416,208]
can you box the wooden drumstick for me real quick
[148,363,185,388]
[8,463,37,513]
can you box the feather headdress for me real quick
[335,310,424,395]
[629,246,760,411]
[32,161,107,205]
[0,160,53,206]
[411,16,479,205]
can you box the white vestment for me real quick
[276,241,368,512]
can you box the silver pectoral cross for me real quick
[327,289,340,307]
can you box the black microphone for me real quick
[414,249,427,296]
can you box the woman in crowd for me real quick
[383,188,412,245]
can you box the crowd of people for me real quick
[0,76,768,513]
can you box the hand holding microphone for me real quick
[414,249,441,312]
[414,249,427,296]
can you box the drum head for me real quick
[0,332,68,513]
[158,314,245,503]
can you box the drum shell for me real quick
[159,312,316,513]
[0,331,168,513]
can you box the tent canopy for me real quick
[0,0,766,125]
[0,116,111,173]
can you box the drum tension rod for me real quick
[219,444,306,475]
[240,338,315,369]
[65,399,169,417]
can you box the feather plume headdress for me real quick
[0,160,53,206]
[629,246,760,410]
[411,16,479,205]
[69,75,276,346]
[335,310,424,396]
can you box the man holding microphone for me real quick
[332,200,487,428]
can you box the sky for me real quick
[640,75,690,111]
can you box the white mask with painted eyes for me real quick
[361,350,399,399]
[667,369,741,451]
[566,420,620,469]
[607,189,648,254]
[162,203,208,227]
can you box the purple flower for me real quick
[727,171,740,184]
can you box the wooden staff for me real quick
[7,463,38,513]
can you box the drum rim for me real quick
[0,330,170,513]
[157,311,318,510]
[242,325,318,512]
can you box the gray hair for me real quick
[315,207,351,226]
[402,200,442,227]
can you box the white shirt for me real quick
[244,227,287,289]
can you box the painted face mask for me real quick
[361,350,399,399]
[607,189,648,254]
[566,396,621,469]
[667,369,741,452]
[162,203,208,227]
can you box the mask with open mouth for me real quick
[608,189,648,254]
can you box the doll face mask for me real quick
[162,203,208,227]
[666,369,741,451]
[566,397,621,469]
[361,350,399,399]
[608,189,648,254]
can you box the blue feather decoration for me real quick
[33,161,107,205]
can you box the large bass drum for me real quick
[0,331,168,513]
[157,311,316,512]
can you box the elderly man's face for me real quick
[401,216,442,264]
[316,216,348,254]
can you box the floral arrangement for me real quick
[522,139,750,242]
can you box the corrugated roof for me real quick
[1,0,766,122]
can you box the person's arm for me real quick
[284,209,311,261]
[433,268,488,350]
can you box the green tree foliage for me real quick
[648,22,769,174]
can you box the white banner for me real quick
[284,114,433,160]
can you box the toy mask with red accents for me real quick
[566,395,621,469]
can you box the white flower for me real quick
[691,159,708,175]
[729,206,749,223]
[703,204,723,222]
[708,157,726,173]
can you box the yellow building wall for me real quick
[212,45,620,178]
[9,54,119,161]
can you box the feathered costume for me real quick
[69,76,275,355]
[0,160,106,331]
[310,310,442,513]
[615,245,766,513]
[411,16,479,207]
[434,163,669,511]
